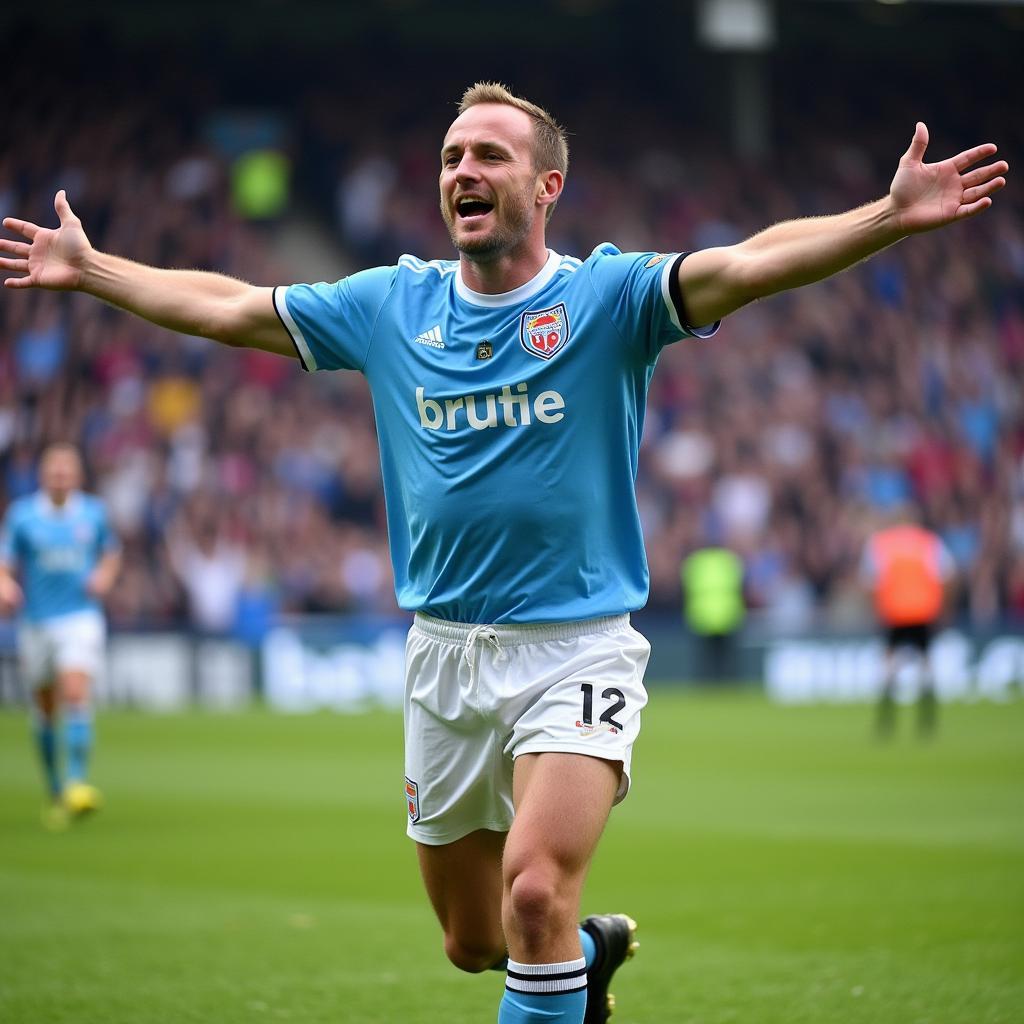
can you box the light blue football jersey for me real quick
[0,491,119,622]
[275,243,718,624]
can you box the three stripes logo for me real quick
[413,325,445,349]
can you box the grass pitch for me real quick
[0,691,1021,1024]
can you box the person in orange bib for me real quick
[861,511,956,736]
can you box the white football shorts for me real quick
[404,612,651,846]
[18,609,106,690]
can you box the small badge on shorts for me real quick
[405,777,421,824]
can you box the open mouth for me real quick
[456,197,494,220]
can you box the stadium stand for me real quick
[1,19,1021,639]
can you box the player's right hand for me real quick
[0,574,23,614]
[1,191,92,291]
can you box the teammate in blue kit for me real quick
[1,82,1007,1022]
[0,443,121,828]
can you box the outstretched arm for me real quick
[1,191,295,357]
[678,123,1009,328]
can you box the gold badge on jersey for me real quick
[476,340,493,360]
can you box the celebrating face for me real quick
[439,103,545,262]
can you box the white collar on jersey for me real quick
[455,250,562,308]
[36,491,82,517]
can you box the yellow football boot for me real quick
[41,801,70,832]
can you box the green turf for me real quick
[1,692,1021,1023]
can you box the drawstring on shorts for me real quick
[464,624,502,668]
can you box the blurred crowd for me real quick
[2,59,1023,638]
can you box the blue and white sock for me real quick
[64,705,93,783]
[492,928,595,973]
[32,715,61,798]
[498,957,588,1023]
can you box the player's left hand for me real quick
[890,123,1008,235]
[86,569,112,600]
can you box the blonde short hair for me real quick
[458,82,569,220]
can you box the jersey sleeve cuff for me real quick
[662,253,720,339]
[272,286,318,371]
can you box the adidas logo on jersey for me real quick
[416,384,565,431]
[413,325,445,349]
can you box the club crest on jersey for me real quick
[405,777,420,824]
[520,303,570,361]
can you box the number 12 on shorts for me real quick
[579,683,626,732]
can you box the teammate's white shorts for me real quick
[404,612,651,846]
[18,609,106,690]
